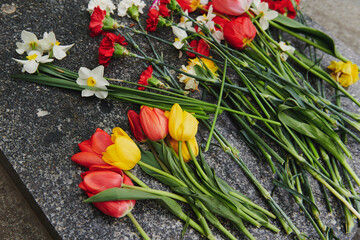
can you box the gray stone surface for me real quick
[0,0,360,240]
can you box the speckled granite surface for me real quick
[1,0,360,239]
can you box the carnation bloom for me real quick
[79,165,136,218]
[16,30,43,54]
[328,61,359,87]
[117,0,146,20]
[168,103,199,141]
[76,65,109,99]
[102,127,141,170]
[39,31,74,60]
[176,0,200,13]
[212,0,252,16]
[87,0,116,14]
[223,16,257,49]
[251,0,278,30]
[263,0,297,19]
[137,65,153,90]
[13,50,53,74]
[146,9,160,32]
[168,136,199,162]
[99,32,128,67]
[89,6,118,37]
[71,128,112,168]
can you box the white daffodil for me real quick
[13,50,53,74]
[76,65,109,99]
[39,32,74,60]
[196,6,224,43]
[178,62,198,91]
[251,0,278,30]
[16,30,43,55]
[117,0,146,17]
[178,11,196,33]
[278,41,295,61]
[87,0,116,13]
[172,26,188,50]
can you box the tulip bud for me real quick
[168,103,198,141]
[212,0,252,16]
[127,110,147,142]
[79,165,135,218]
[168,137,199,162]
[140,106,169,141]
[102,127,141,170]
[223,16,257,50]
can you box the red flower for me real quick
[137,65,153,90]
[176,0,200,13]
[262,0,298,19]
[223,16,257,50]
[89,6,107,37]
[146,9,160,32]
[186,39,210,58]
[159,4,170,17]
[127,110,147,142]
[99,33,128,66]
[71,128,112,168]
[140,106,169,141]
[79,165,136,218]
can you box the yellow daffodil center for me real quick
[26,54,38,60]
[55,41,60,46]
[87,76,96,87]
[30,41,37,49]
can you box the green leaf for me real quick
[84,188,165,202]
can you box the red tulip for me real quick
[71,128,112,168]
[212,0,252,16]
[127,110,147,142]
[79,165,136,218]
[223,16,257,49]
[140,106,168,141]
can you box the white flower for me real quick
[251,0,278,30]
[117,0,146,17]
[76,65,109,99]
[39,32,74,60]
[87,0,116,13]
[16,30,43,54]
[200,0,209,5]
[178,11,196,33]
[178,62,198,91]
[172,26,188,50]
[278,41,295,61]
[196,6,224,43]
[13,50,53,74]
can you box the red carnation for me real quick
[89,6,107,37]
[138,65,153,90]
[186,39,210,58]
[146,9,160,32]
[262,0,298,19]
[223,16,257,50]
[99,33,128,67]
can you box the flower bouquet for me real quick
[10,0,360,239]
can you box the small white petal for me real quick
[24,60,39,74]
[260,17,269,30]
[81,89,95,97]
[78,67,91,79]
[52,45,67,60]
[95,90,109,99]
[21,30,37,43]
[265,10,278,20]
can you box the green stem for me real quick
[127,212,151,240]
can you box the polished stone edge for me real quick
[0,150,61,240]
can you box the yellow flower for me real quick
[168,137,199,162]
[102,127,141,170]
[190,57,219,76]
[328,61,359,87]
[168,103,199,141]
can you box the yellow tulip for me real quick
[168,137,199,162]
[168,103,199,141]
[328,61,359,87]
[102,127,141,170]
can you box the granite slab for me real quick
[1,0,360,239]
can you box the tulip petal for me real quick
[78,139,94,153]
[91,128,113,154]
[83,170,123,193]
[71,152,108,168]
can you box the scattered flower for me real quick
[13,50,53,74]
[178,61,198,90]
[168,136,199,162]
[278,41,295,61]
[87,0,116,14]
[99,32,128,66]
[328,61,359,87]
[186,39,210,58]
[176,0,200,13]
[172,25,188,50]
[102,127,141,170]
[146,8,160,32]
[178,11,196,32]
[76,65,109,99]
[16,30,43,54]
[79,165,136,218]
[137,65,166,90]
[263,0,298,19]
[223,16,257,49]
[196,6,224,43]
[127,110,147,142]
[140,106,169,141]
[168,103,199,141]
[212,0,252,16]
[251,0,278,30]
[89,6,118,37]
[117,0,146,21]
[39,31,74,60]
